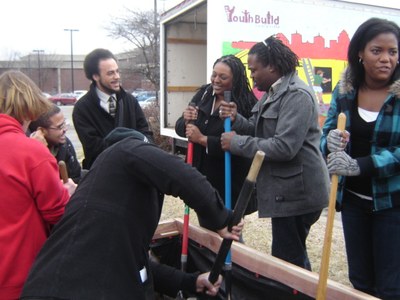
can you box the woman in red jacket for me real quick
[0,71,76,299]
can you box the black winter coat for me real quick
[21,138,230,299]
[72,83,153,169]
[175,84,256,215]
[55,137,82,183]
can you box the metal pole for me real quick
[154,0,157,51]
[32,49,44,90]
[64,29,79,93]
[176,102,196,299]
[154,0,159,97]
[223,91,232,299]
[28,54,31,79]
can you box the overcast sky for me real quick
[340,0,400,8]
[0,0,181,60]
[1,0,399,60]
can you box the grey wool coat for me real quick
[230,72,329,218]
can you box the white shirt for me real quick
[96,87,116,113]
[358,107,379,123]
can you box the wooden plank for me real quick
[231,242,377,300]
[167,38,206,45]
[175,219,223,253]
[167,86,200,93]
[153,219,180,240]
[157,219,378,300]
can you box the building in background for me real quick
[0,49,154,95]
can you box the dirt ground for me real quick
[160,195,351,288]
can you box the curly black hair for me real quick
[83,48,117,81]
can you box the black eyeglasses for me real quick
[47,120,68,131]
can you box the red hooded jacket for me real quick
[0,114,69,299]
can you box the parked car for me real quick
[131,88,145,97]
[134,91,157,102]
[139,96,157,108]
[42,92,51,99]
[73,90,87,100]
[49,93,78,106]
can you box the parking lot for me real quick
[60,106,83,160]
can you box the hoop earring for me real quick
[358,58,363,64]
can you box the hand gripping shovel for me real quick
[316,112,346,300]
[208,150,265,284]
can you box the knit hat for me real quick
[104,127,149,147]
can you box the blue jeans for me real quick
[342,191,400,299]
[271,210,322,271]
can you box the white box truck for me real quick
[159,0,400,153]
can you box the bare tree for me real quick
[0,51,23,69]
[107,9,160,91]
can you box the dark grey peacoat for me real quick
[230,72,329,218]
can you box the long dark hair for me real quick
[249,35,299,76]
[213,55,257,118]
[347,18,400,89]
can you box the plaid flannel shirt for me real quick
[321,77,400,211]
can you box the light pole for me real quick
[64,29,79,93]
[154,0,158,57]
[32,49,44,90]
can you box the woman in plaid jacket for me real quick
[320,18,400,299]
